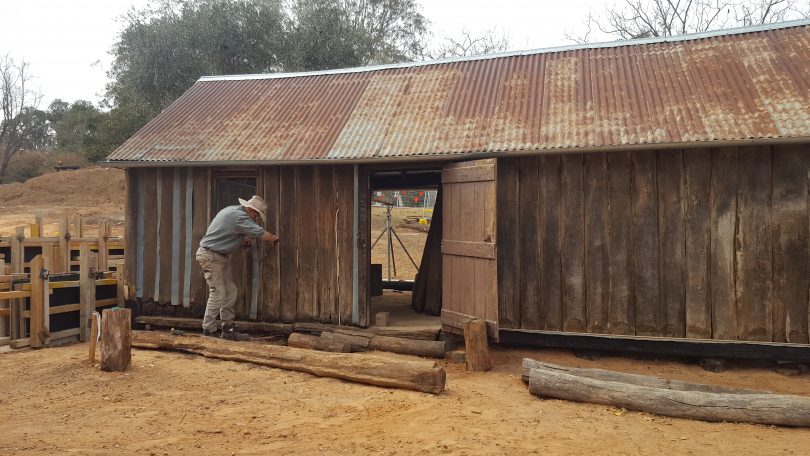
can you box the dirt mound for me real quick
[0,167,124,207]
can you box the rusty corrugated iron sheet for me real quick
[108,21,810,164]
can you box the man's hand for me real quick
[262,231,279,247]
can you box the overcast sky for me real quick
[0,0,606,107]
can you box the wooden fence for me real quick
[0,214,126,348]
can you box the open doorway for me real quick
[368,166,443,328]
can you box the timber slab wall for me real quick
[497,144,810,344]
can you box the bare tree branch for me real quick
[427,28,510,60]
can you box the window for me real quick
[213,172,258,213]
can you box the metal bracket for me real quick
[95,271,105,280]
[63,232,72,241]
[39,268,50,280]
[89,267,97,279]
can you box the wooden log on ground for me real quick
[369,334,447,358]
[288,332,351,353]
[320,331,371,351]
[133,330,446,394]
[100,308,132,372]
[464,319,491,371]
[527,364,810,427]
[520,359,762,393]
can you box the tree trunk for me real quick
[100,308,132,372]
[133,330,446,394]
[521,358,762,393]
[369,334,447,358]
[288,332,351,352]
[527,364,810,427]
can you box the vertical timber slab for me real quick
[171,168,182,306]
[316,166,336,322]
[518,157,541,329]
[136,170,146,298]
[190,168,209,305]
[153,170,163,301]
[159,169,174,304]
[98,220,109,272]
[58,212,70,274]
[125,170,138,299]
[424,190,444,317]
[540,155,562,331]
[296,166,318,320]
[631,151,660,336]
[357,165,371,327]
[710,148,739,340]
[496,158,520,329]
[29,255,45,348]
[279,166,299,322]
[735,146,773,341]
[183,169,193,307]
[335,166,354,325]
[560,154,585,332]
[141,169,157,301]
[683,150,712,339]
[607,152,633,335]
[772,145,809,343]
[79,244,96,342]
[12,227,24,274]
[658,150,685,337]
[584,152,609,333]
[261,166,281,321]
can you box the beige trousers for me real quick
[196,247,238,332]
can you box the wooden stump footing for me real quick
[463,319,491,372]
[100,308,132,372]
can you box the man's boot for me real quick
[202,328,219,338]
[221,323,250,341]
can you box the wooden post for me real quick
[89,312,99,363]
[98,220,109,272]
[79,244,96,342]
[29,255,47,349]
[34,214,44,238]
[11,227,24,273]
[0,257,6,340]
[463,319,491,372]
[57,211,71,273]
[116,266,126,308]
[100,308,132,372]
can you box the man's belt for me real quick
[201,246,228,257]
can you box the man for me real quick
[196,195,279,340]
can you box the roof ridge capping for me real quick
[199,18,810,83]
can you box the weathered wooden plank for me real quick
[29,255,46,348]
[159,169,174,304]
[561,154,585,332]
[631,151,660,336]
[683,150,712,339]
[279,166,299,322]
[518,157,541,329]
[316,166,336,322]
[334,166,354,324]
[125,170,138,299]
[423,189,443,317]
[772,145,809,343]
[496,158,519,328]
[735,146,773,341]
[357,166,371,326]
[190,168,209,306]
[658,150,685,337]
[11,227,24,274]
[171,168,182,306]
[296,166,318,320]
[261,166,281,321]
[441,240,496,259]
[539,155,562,331]
[441,165,496,184]
[710,148,739,340]
[584,152,609,334]
[141,169,158,301]
[607,152,633,335]
[79,245,96,342]
[182,169,193,307]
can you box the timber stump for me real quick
[100,308,132,372]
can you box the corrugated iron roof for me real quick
[107,20,810,165]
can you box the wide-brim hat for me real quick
[239,195,267,223]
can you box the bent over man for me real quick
[196,195,279,340]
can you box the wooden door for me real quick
[441,159,498,341]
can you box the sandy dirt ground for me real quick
[1,343,810,455]
[3,168,810,454]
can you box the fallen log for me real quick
[320,331,371,351]
[521,359,762,394]
[527,364,810,427]
[369,334,447,359]
[133,330,445,394]
[288,332,351,353]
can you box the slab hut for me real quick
[108,21,810,356]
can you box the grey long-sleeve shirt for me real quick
[199,205,264,254]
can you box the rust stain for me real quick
[108,23,810,164]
